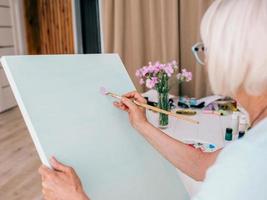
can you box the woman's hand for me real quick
[113,91,149,131]
[39,157,90,200]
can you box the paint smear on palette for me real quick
[183,140,217,153]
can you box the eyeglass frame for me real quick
[192,42,206,66]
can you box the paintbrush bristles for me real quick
[100,87,108,95]
[100,87,122,100]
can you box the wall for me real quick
[0,0,17,112]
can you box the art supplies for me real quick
[144,97,177,111]
[214,110,228,116]
[238,131,245,139]
[196,95,224,107]
[144,97,158,107]
[183,140,217,153]
[178,96,205,108]
[202,110,228,116]
[176,109,197,116]
[199,95,237,114]
[216,98,237,111]
[239,115,248,132]
[168,99,176,109]
[189,98,197,106]
[225,128,233,145]
[231,112,239,138]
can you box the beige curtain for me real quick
[102,0,213,97]
[180,0,213,98]
[102,0,180,94]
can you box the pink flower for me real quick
[145,77,158,89]
[170,61,178,70]
[148,65,156,73]
[136,60,179,89]
[181,69,192,81]
[164,64,174,77]
[181,69,187,74]
[155,61,160,67]
[141,67,149,76]
[145,79,154,89]
[135,69,142,78]
[177,68,193,82]
[186,72,192,82]
[159,64,165,70]
[151,76,158,84]
[154,65,161,73]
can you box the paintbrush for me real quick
[100,87,199,125]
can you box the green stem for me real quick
[157,73,169,128]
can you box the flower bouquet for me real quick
[136,61,192,128]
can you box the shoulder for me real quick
[193,139,267,200]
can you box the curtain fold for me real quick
[102,0,180,94]
[180,0,213,98]
[102,0,213,97]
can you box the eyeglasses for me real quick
[192,42,206,66]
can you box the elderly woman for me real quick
[39,0,267,199]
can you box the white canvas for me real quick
[1,54,189,200]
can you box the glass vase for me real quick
[157,73,169,129]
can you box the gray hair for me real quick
[201,0,267,96]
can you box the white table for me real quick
[144,90,232,198]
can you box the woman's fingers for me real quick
[39,162,88,200]
[121,97,138,111]
[113,91,148,130]
[39,165,55,178]
[42,188,56,200]
[114,91,146,112]
[113,101,128,111]
[123,91,147,103]
[39,165,62,185]
[123,91,139,99]
[50,157,70,173]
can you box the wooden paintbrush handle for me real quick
[107,92,199,124]
[134,100,199,124]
